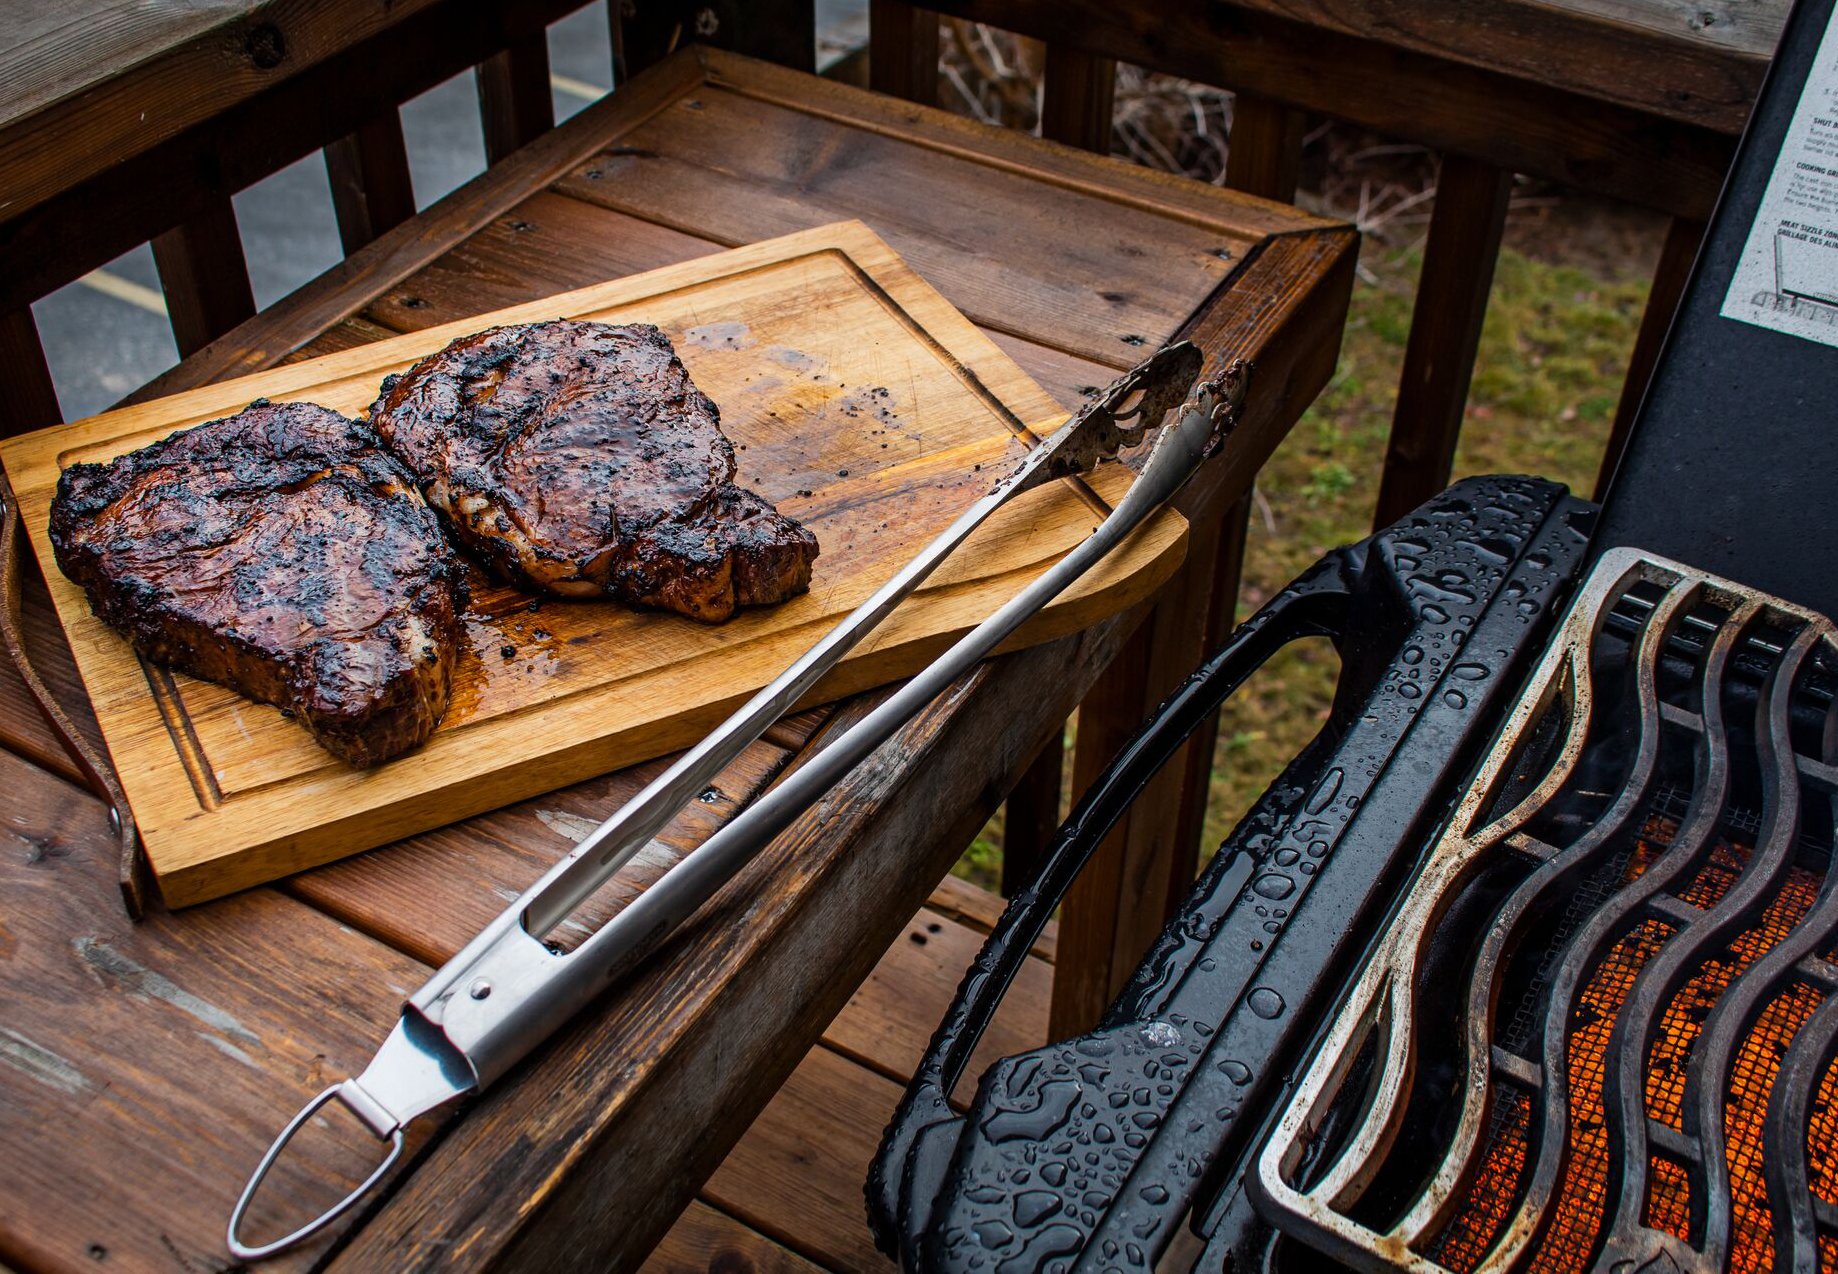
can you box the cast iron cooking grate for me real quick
[1253,548,1838,1273]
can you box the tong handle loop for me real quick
[227,1084,404,1262]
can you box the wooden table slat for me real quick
[706,51,1335,239]
[359,191,720,332]
[0,748,439,1273]
[552,84,1258,368]
[641,1200,828,1273]
[285,742,793,967]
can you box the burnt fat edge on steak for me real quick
[365,320,820,623]
[48,400,468,767]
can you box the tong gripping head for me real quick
[1030,341,1206,486]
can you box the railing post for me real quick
[0,309,61,437]
[1049,479,1251,1035]
[478,33,557,165]
[1224,94,1305,203]
[1372,153,1512,530]
[1039,45,1116,152]
[325,110,417,255]
[1166,492,1251,903]
[995,42,1117,892]
[151,196,257,357]
[869,1,939,106]
[1047,93,1312,1034]
[1596,214,1705,498]
[1153,94,1306,891]
[1001,733,1063,897]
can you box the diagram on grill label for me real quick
[1722,6,1838,347]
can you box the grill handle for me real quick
[865,552,1356,1256]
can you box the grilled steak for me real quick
[366,320,819,623]
[49,401,466,767]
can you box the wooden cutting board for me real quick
[0,221,1186,908]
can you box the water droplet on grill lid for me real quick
[1306,769,1343,814]
[1247,987,1286,1019]
[983,1079,1082,1142]
[1253,873,1295,900]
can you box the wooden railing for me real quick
[0,0,606,437]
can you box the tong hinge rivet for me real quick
[469,979,493,1000]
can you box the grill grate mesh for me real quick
[1648,1156,1694,1240]
[1432,1089,1534,1273]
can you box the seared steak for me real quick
[366,320,819,623]
[49,401,466,767]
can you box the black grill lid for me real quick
[1595,0,1838,614]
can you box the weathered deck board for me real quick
[641,1201,827,1273]
[703,1044,904,1271]
[824,905,1051,1102]
[684,901,1054,1272]
[0,748,438,1273]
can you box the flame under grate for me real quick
[1258,550,1838,1273]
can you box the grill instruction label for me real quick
[1722,7,1838,348]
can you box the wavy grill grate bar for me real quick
[1254,548,1838,1274]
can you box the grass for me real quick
[953,236,1651,890]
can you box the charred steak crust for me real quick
[366,320,819,622]
[49,401,467,768]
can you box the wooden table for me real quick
[0,48,1353,1272]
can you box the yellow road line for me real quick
[549,73,605,102]
[79,269,167,316]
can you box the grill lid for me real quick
[1593,0,1838,616]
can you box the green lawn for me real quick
[955,238,1649,889]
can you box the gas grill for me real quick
[1256,550,1838,1273]
[869,0,1838,1267]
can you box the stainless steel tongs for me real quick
[227,342,1247,1260]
